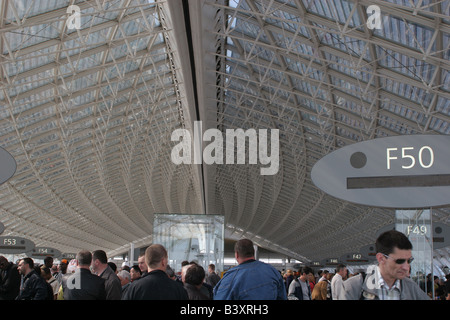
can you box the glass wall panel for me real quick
[395,209,433,298]
[153,214,224,274]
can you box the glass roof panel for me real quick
[0,0,447,264]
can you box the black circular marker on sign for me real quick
[350,152,367,169]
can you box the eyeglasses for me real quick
[382,253,414,265]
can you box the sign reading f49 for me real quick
[311,135,450,208]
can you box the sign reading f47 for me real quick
[311,135,450,208]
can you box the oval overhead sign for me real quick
[0,236,35,254]
[309,261,324,268]
[321,258,340,266]
[398,222,449,249]
[432,222,450,249]
[359,244,377,260]
[311,135,450,208]
[61,253,77,260]
[28,247,62,259]
[376,223,395,238]
[339,253,370,265]
[0,147,16,185]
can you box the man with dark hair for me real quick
[342,230,430,300]
[130,265,142,282]
[0,256,20,300]
[183,264,210,300]
[91,250,121,300]
[55,258,69,285]
[43,256,53,269]
[41,265,58,299]
[331,264,347,300]
[287,266,313,300]
[234,238,255,257]
[16,257,49,300]
[213,238,286,300]
[121,244,188,300]
[205,263,221,288]
[376,229,412,255]
[62,250,106,300]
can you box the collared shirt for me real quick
[377,267,401,300]
[331,273,345,300]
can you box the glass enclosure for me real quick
[153,214,224,274]
[395,209,433,298]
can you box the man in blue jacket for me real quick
[213,239,286,300]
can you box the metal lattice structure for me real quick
[0,0,449,264]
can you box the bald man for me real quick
[213,239,286,300]
[121,244,188,300]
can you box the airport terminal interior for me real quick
[0,0,449,283]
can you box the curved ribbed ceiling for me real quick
[0,0,448,263]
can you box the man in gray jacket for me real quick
[342,230,429,300]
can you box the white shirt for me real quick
[331,273,345,300]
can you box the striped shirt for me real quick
[377,268,401,300]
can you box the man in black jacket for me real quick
[91,250,121,300]
[16,257,49,300]
[121,244,188,300]
[62,250,106,300]
[183,263,210,300]
[0,256,21,300]
[205,264,221,288]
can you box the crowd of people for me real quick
[0,244,229,301]
[282,264,449,300]
[0,231,448,300]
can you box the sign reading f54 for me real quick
[311,135,450,208]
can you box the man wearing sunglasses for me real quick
[342,230,430,300]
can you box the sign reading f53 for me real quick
[311,135,450,208]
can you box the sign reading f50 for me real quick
[311,135,450,208]
[386,146,434,170]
